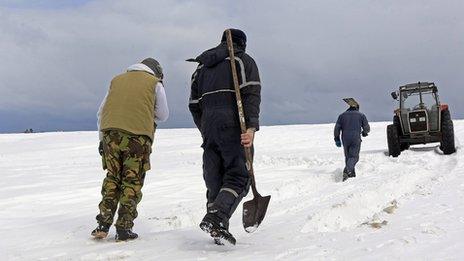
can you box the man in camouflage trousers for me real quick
[92,58,169,241]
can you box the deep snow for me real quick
[0,121,463,260]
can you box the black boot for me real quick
[350,170,356,178]
[343,170,355,182]
[91,224,110,239]
[200,212,236,245]
[115,228,138,242]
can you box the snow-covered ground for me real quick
[1,120,463,260]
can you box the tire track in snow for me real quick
[252,145,459,234]
[300,149,459,233]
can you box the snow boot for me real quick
[91,224,110,239]
[115,228,138,242]
[350,170,356,178]
[200,212,236,245]
[213,238,224,245]
[342,170,355,182]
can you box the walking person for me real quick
[188,29,262,244]
[334,99,370,181]
[92,58,169,241]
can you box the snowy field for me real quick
[1,120,463,260]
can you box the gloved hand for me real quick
[335,140,342,147]
[362,131,368,137]
[98,141,104,156]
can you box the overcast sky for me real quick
[0,0,463,132]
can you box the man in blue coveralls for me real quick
[334,98,370,181]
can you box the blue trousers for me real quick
[342,137,361,173]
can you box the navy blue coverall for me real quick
[188,42,261,228]
[334,107,370,174]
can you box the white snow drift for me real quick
[0,121,463,260]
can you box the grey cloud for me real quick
[0,0,463,132]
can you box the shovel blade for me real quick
[242,194,271,233]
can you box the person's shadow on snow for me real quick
[331,168,344,182]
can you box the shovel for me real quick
[241,148,271,232]
[225,29,271,233]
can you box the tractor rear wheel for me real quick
[387,124,401,157]
[441,109,456,155]
[394,116,409,151]
[400,142,410,151]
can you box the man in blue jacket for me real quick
[334,99,370,181]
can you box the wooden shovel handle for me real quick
[225,29,259,197]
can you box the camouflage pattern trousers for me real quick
[96,130,152,229]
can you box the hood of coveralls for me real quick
[195,42,245,68]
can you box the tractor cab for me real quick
[387,82,455,157]
[392,82,440,134]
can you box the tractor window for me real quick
[402,92,421,110]
[421,91,438,110]
[401,89,437,111]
